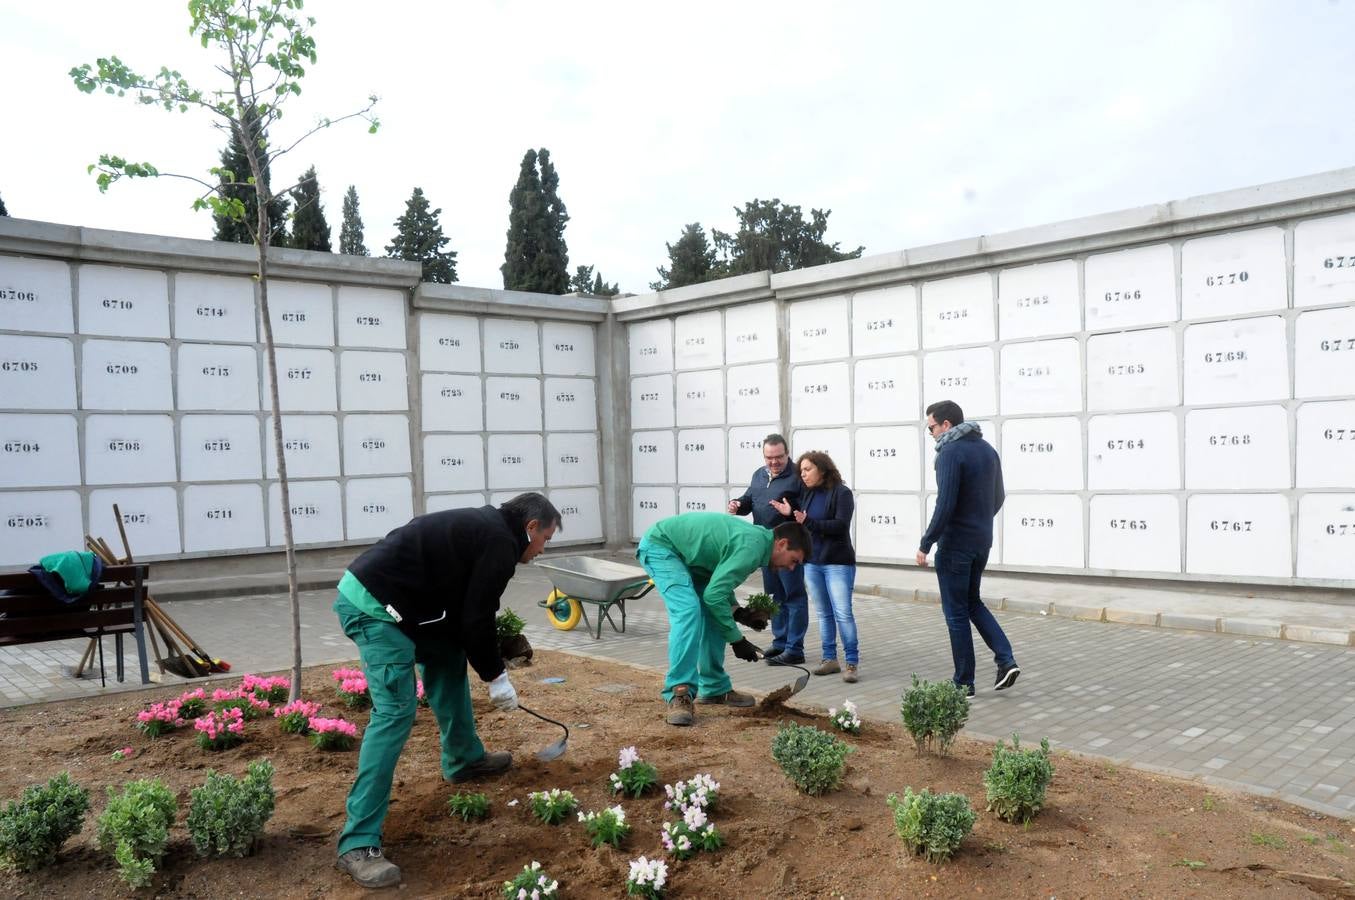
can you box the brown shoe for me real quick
[696,689,755,707]
[449,750,512,783]
[813,659,841,676]
[842,664,859,684]
[666,686,695,726]
[336,847,401,888]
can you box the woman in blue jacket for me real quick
[771,450,859,683]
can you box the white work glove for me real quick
[489,670,518,711]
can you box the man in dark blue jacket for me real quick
[916,401,1020,696]
[727,433,809,665]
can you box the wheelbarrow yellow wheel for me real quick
[544,590,582,631]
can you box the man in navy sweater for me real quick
[916,401,1020,697]
[727,433,809,665]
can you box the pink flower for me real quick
[331,667,364,682]
[308,716,358,737]
[274,700,321,719]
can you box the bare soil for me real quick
[1,650,1352,898]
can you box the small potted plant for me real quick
[742,592,778,630]
[497,609,532,664]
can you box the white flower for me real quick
[577,810,588,822]
[530,861,541,870]
[677,834,691,850]
[683,805,707,829]
[652,859,668,889]
[609,805,626,823]
[618,745,640,769]
[517,890,527,900]
[828,706,838,717]
[507,799,519,807]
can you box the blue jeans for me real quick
[636,542,733,702]
[804,563,858,665]
[934,547,1015,688]
[764,565,808,657]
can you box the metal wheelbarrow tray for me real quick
[534,556,655,640]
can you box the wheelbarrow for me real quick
[534,556,655,640]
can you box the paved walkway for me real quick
[2,563,1353,821]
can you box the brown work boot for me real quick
[336,846,401,888]
[842,664,859,684]
[696,689,755,707]
[813,659,841,676]
[666,685,695,726]
[448,750,512,783]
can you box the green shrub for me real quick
[983,735,1054,824]
[770,722,853,795]
[900,675,969,755]
[886,788,975,863]
[186,760,276,858]
[96,778,177,888]
[744,592,779,618]
[0,772,90,873]
[496,609,526,640]
[447,791,490,822]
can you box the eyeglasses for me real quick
[926,422,940,434]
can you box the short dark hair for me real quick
[796,450,843,489]
[772,521,812,556]
[499,492,563,531]
[925,400,965,428]
[762,433,788,451]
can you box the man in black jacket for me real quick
[333,493,561,888]
[727,433,810,665]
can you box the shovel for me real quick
[518,703,569,761]
[756,644,810,698]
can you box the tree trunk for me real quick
[252,178,304,704]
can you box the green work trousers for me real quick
[636,542,733,702]
[334,595,486,855]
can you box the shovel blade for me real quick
[791,672,810,694]
[535,738,568,762]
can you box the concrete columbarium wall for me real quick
[0,222,610,568]
[614,168,1355,586]
[4,167,1355,588]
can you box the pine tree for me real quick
[501,148,570,293]
[712,199,863,275]
[288,165,331,252]
[386,187,457,283]
[651,222,719,290]
[339,185,368,256]
[0,193,8,216]
[212,105,288,245]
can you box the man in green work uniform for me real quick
[333,493,561,888]
[637,512,812,726]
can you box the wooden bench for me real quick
[0,563,151,686]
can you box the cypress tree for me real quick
[288,166,331,252]
[501,147,570,293]
[211,105,288,245]
[339,185,368,256]
[385,187,457,283]
[0,193,8,216]
[536,148,570,293]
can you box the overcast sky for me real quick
[3,0,1353,295]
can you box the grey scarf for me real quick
[933,420,982,462]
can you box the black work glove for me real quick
[731,638,761,662]
[732,606,768,631]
